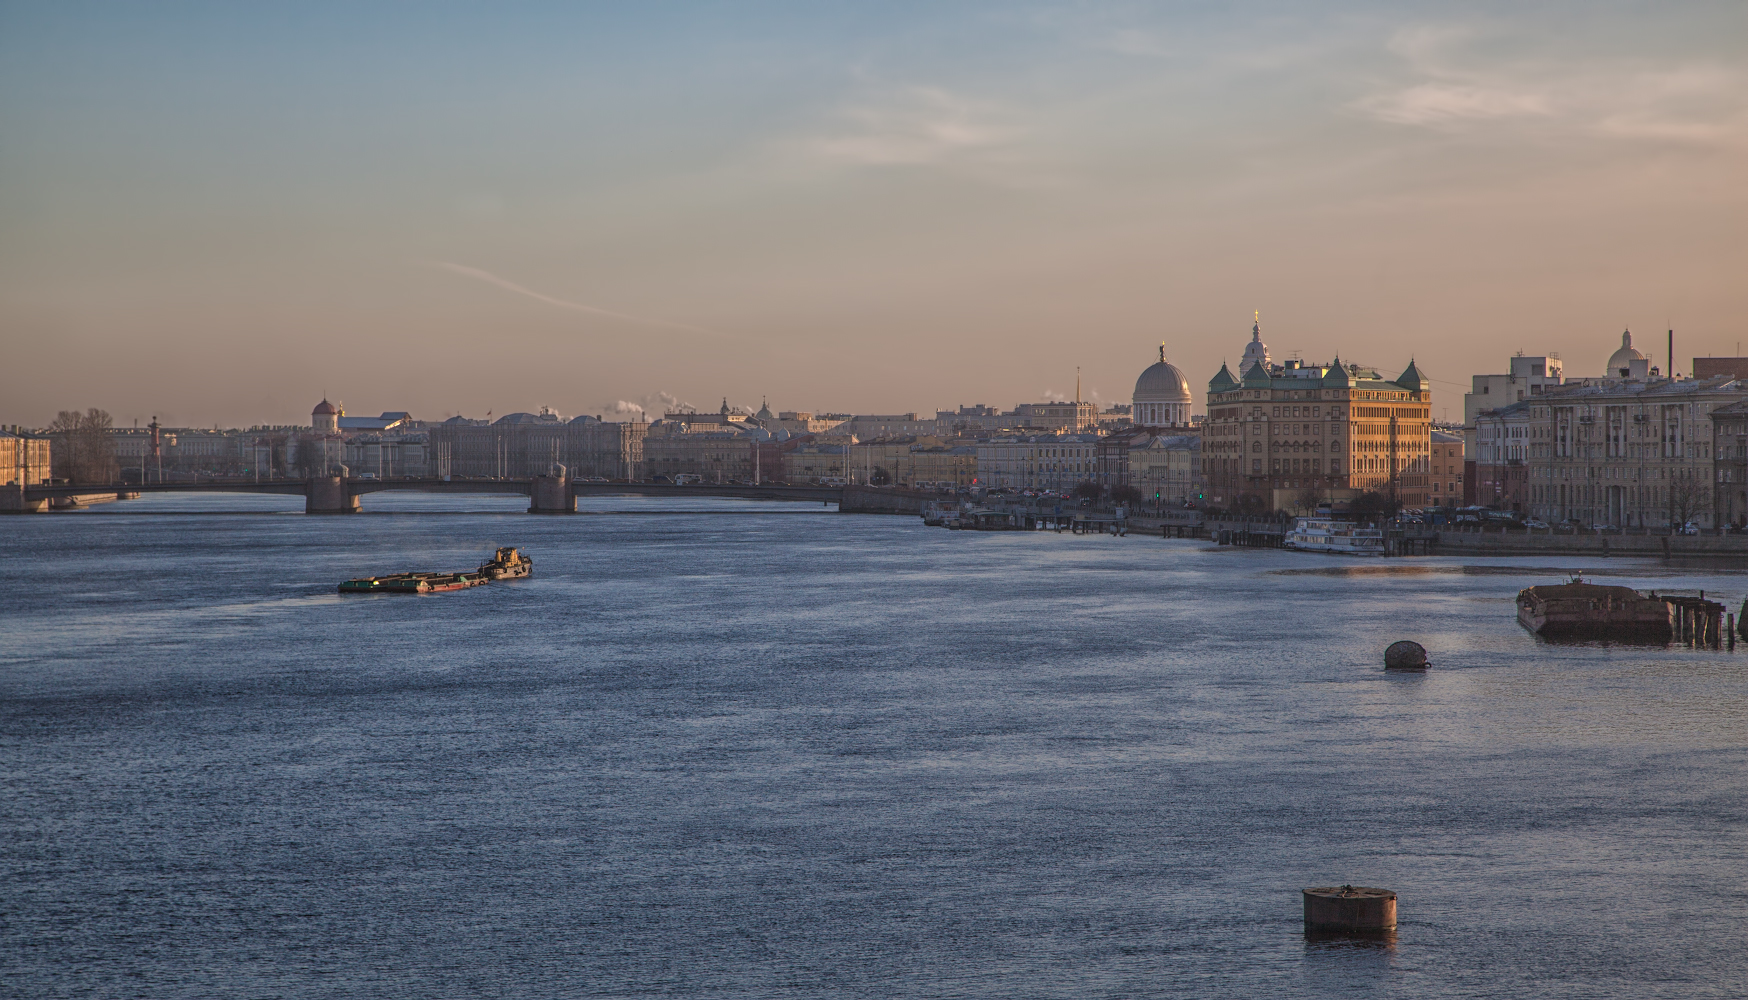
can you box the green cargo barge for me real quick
[339,547,532,594]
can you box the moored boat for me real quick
[958,508,1024,530]
[921,500,961,527]
[1285,517,1383,556]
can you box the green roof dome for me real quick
[1207,363,1238,392]
[1241,359,1273,387]
[1395,359,1428,391]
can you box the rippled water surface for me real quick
[4,495,1747,998]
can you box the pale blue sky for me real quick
[3,2,1744,425]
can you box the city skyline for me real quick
[10,321,1735,431]
[4,3,1745,427]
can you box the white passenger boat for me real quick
[1285,517,1384,556]
[920,500,960,527]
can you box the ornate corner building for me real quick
[1200,321,1432,511]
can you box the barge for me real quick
[1515,576,1671,639]
[339,547,532,594]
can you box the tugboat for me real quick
[339,547,533,594]
[1515,575,1671,639]
[478,547,532,580]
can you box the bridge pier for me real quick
[1,487,47,514]
[528,475,575,514]
[306,477,361,514]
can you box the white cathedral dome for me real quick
[1606,329,1646,377]
[1133,345,1192,427]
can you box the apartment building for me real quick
[1475,374,1747,528]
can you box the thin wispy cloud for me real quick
[1590,65,1748,143]
[421,261,726,337]
[1360,82,1552,126]
[1355,23,1747,144]
[809,86,1024,168]
[1355,25,1555,127]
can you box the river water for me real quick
[3,495,1745,999]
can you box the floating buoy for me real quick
[1304,885,1397,935]
[1384,640,1428,670]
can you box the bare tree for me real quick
[1348,490,1401,525]
[1234,492,1268,515]
[1668,475,1713,528]
[1292,487,1322,514]
[48,408,117,484]
[293,434,331,477]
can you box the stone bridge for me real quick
[3,478,938,515]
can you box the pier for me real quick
[1205,516,1286,549]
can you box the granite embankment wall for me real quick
[838,485,934,515]
[1435,529,1748,559]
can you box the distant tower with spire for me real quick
[1241,312,1272,374]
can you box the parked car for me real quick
[1679,521,1700,535]
[579,476,609,482]
[1524,518,1550,530]
[651,475,672,483]
[673,474,703,485]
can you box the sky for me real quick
[2,1,1745,428]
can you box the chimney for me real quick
[1668,329,1674,378]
